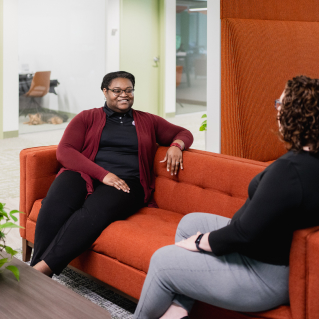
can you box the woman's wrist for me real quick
[171,139,185,151]
[198,233,212,252]
[170,142,182,151]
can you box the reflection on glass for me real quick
[176,1,207,115]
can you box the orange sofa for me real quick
[20,146,319,319]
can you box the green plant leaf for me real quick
[10,216,18,222]
[10,209,24,215]
[0,231,5,239]
[0,222,23,230]
[9,211,18,222]
[5,246,18,256]
[0,258,9,268]
[201,114,207,118]
[0,203,5,210]
[0,209,9,219]
[199,125,207,131]
[6,265,20,281]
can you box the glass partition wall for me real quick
[176,0,207,115]
[18,0,107,134]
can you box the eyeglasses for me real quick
[274,99,282,110]
[107,88,135,96]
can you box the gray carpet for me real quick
[15,251,135,319]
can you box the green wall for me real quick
[158,0,165,118]
[120,0,165,116]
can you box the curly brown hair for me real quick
[279,75,319,153]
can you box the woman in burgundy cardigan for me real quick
[30,71,193,276]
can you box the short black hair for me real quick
[101,71,135,90]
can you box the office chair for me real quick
[20,71,51,116]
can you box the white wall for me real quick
[164,0,176,115]
[18,0,107,114]
[3,0,19,132]
[206,0,221,152]
[105,0,120,73]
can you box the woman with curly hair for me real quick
[134,75,319,319]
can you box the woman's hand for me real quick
[175,232,212,252]
[160,140,184,175]
[102,173,130,193]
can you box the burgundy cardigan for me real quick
[56,107,193,205]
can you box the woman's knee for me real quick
[149,245,178,273]
[175,213,206,241]
[43,171,87,210]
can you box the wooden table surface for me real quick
[0,254,111,319]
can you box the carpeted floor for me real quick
[14,250,136,319]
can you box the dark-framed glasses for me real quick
[274,99,282,110]
[107,88,135,96]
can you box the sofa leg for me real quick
[22,238,32,262]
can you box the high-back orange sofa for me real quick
[20,145,319,319]
[221,0,319,162]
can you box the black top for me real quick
[209,150,319,265]
[94,104,139,180]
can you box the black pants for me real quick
[30,171,145,275]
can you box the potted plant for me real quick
[0,202,24,281]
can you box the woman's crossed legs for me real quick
[134,213,289,319]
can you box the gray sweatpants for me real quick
[134,213,289,319]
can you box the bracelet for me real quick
[170,142,183,151]
[195,233,205,252]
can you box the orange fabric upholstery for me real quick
[20,146,318,319]
[220,0,319,161]
[221,0,319,22]
[289,226,319,319]
[19,146,60,238]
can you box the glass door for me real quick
[176,0,207,115]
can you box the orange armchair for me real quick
[20,146,319,319]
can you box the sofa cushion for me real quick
[92,207,184,273]
[29,202,183,273]
[153,148,266,215]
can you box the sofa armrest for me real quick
[289,226,319,319]
[20,146,60,238]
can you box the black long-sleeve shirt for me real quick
[209,150,319,265]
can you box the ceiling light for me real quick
[189,8,207,11]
